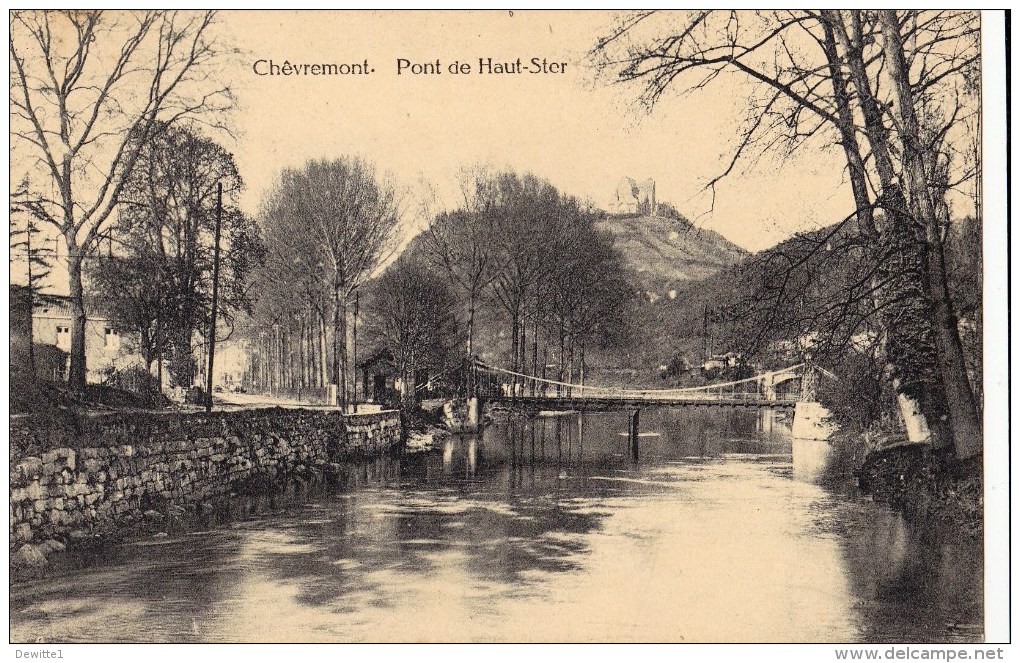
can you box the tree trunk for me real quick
[510,307,520,396]
[519,301,528,395]
[567,338,575,397]
[333,286,349,409]
[311,314,319,389]
[819,12,878,239]
[532,306,539,397]
[288,327,297,392]
[66,249,88,392]
[400,364,417,409]
[275,327,283,395]
[265,332,273,389]
[280,329,288,391]
[140,332,154,376]
[558,330,566,397]
[879,10,983,459]
[580,344,586,396]
[266,332,273,393]
[268,328,275,395]
[301,317,308,391]
[25,225,36,379]
[466,294,476,358]
[319,310,328,390]
[827,10,941,445]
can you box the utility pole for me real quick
[205,182,222,412]
[703,304,710,359]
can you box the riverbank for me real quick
[856,442,983,540]
[10,407,401,575]
[802,421,982,540]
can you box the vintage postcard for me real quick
[7,9,1010,653]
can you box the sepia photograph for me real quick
[7,8,1010,652]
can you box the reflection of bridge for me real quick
[472,361,827,410]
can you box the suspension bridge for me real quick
[471,360,833,411]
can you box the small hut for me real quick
[359,348,396,405]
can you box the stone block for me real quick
[14,523,33,543]
[13,482,43,503]
[82,458,104,473]
[11,543,48,568]
[41,448,76,472]
[11,457,43,487]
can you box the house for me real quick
[702,352,741,373]
[357,348,430,405]
[30,293,133,382]
[358,349,399,405]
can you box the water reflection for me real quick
[10,406,981,643]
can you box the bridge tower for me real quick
[800,364,819,401]
[791,362,834,441]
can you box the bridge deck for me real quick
[486,396,798,410]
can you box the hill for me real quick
[629,215,983,377]
[596,213,748,299]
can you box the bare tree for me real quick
[420,209,500,359]
[876,10,982,457]
[258,157,402,409]
[247,208,335,399]
[545,224,633,388]
[591,10,982,458]
[364,256,460,408]
[9,10,233,391]
[479,171,572,385]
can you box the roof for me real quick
[32,293,111,322]
[357,347,394,369]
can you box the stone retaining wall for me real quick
[9,408,401,552]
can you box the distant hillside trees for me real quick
[655,201,683,221]
[593,10,982,458]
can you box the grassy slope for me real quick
[597,213,748,297]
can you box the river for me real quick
[9,407,983,643]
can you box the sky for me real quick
[12,9,986,295]
[218,10,857,252]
